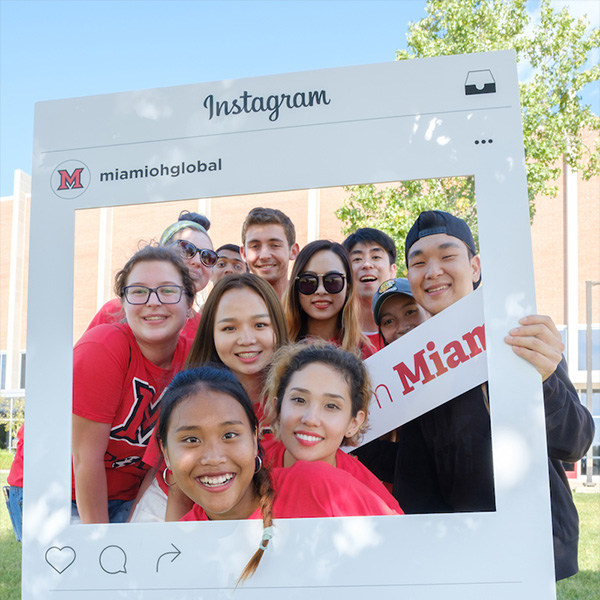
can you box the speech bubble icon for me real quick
[99,545,127,574]
[45,546,76,574]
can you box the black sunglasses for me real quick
[171,240,218,267]
[295,272,346,295]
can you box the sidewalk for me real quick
[571,480,600,494]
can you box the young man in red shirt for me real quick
[240,207,299,300]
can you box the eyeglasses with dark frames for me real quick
[122,285,186,305]
[170,240,218,268]
[295,272,346,295]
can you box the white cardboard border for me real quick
[24,51,556,599]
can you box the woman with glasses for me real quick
[133,273,289,522]
[71,245,195,524]
[85,210,217,342]
[283,240,371,358]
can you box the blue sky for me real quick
[1,0,598,197]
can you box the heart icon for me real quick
[45,546,76,574]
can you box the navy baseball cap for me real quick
[405,210,477,263]
[372,278,414,325]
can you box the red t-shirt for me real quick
[86,298,201,344]
[365,331,385,354]
[360,341,375,360]
[72,323,191,501]
[262,438,402,513]
[7,424,24,487]
[181,460,400,521]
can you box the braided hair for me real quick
[157,365,275,582]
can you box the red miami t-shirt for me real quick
[72,323,190,501]
[181,460,401,521]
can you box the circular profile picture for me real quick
[51,160,91,199]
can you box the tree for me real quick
[336,177,477,276]
[336,0,599,265]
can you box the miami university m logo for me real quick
[57,167,84,190]
[51,160,90,198]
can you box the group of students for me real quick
[5,206,594,584]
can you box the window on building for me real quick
[580,389,599,477]
[0,352,26,391]
[0,353,6,390]
[20,352,26,390]
[578,326,600,372]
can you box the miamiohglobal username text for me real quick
[99,159,222,182]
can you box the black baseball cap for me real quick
[405,210,477,263]
[372,278,414,326]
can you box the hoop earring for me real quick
[162,467,176,488]
[254,455,263,474]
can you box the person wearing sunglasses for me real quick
[283,240,372,358]
[71,244,195,524]
[162,219,217,291]
[85,210,215,343]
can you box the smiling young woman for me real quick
[187,273,289,412]
[71,245,195,524]
[261,342,402,513]
[85,211,216,343]
[131,273,289,522]
[283,240,372,358]
[156,365,400,583]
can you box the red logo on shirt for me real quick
[109,378,161,449]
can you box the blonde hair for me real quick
[262,341,371,446]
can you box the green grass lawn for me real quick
[1,470,598,598]
[0,473,22,600]
[0,450,16,470]
[556,492,600,600]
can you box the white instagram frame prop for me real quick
[25,51,557,599]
